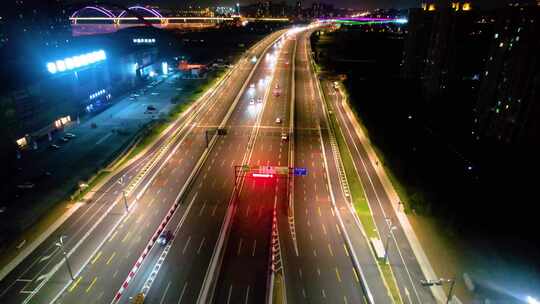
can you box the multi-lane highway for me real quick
[276,28,390,304]
[1,25,442,304]
[0,30,285,304]
[120,32,292,304]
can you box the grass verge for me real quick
[339,88,415,214]
[322,84,402,304]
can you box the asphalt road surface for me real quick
[0,30,284,304]
[323,73,436,303]
[118,32,289,304]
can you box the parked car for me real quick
[60,137,69,142]
[275,117,282,124]
[49,144,60,150]
[65,133,76,138]
[281,132,288,141]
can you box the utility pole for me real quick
[56,236,74,280]
[420,277,456,304]
[122,190,129,212]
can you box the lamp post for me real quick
[420,277,456,304]
[55,236,74,280]
[384,225,397,264]
[383,218,398,263]
[79,177,129,213]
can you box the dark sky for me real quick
[117,0,518,10]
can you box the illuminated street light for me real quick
[528,296,540,304]
[78,178,129,213]
[55,236,74,280]
[383,220,398,263]
[421,277,456,304]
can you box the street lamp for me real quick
[79,178,129,213]
[527,296,540,304]
[55,235,74,280]
[421,277,456,304]
[383,217,398,263]
[384,223,397,263]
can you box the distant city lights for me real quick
[162,62,168,75]
[89,89,107,100]
[133,38,156,44]
[47,50,106,74]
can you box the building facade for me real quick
[474,6,540,146]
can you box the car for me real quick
[257,97,263,103]
[275,117,282,124]
[17,182,35,189]
[249,98,255,105]
[49,144,60,150]
[60,136,70,142]
[65,133,76,138]
[281,132,288,141]
[157,230,173,246]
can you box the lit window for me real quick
[16,137,28,148]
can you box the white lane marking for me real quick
[197,237,206,255]
[95,133,113,145]
[177,282,188,304]
[182,236,192,254]
[244,285,250,304]
[237,238,243,256]
[226,285,233,304]
[159,281,172,304]
[199,202,206,216]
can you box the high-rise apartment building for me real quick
[473,6,540,145]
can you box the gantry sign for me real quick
[234,165,307,185]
